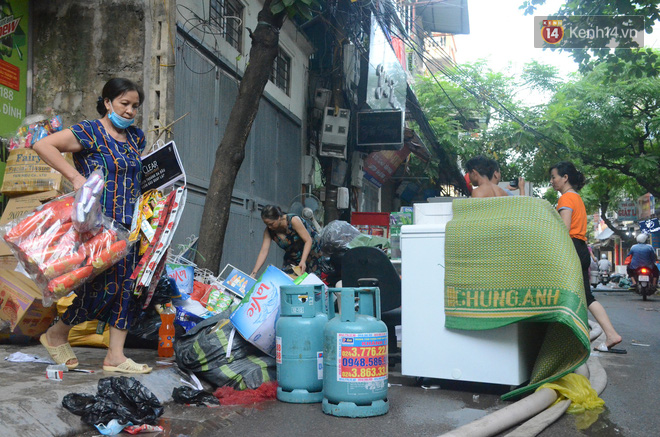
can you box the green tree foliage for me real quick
[412,62,545,186]
[411,55,658,229]
[520,0,660,77]
[270,0,319,19]
[547,61,660,199]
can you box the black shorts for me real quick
[572,238,596,306]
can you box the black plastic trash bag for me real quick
[126,276,185,349]
[126,311,185,349]
[175,310,276,389]
[61,393,97,416]
[172,386,220,406]
[154,277,181,303]
[62,376,164,426]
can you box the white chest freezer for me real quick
[401,203,541,386]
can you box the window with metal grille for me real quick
[209,0,244,52]
[269,48,291,95]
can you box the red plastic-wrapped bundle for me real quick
[1,192,133,305]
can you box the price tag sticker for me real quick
[337,332,387,382]
[276,337,282,364]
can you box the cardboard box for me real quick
[229,265,294,357]
[0,269,56,338]
[0,190,61,260]
[0,148,74,197]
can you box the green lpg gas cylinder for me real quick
[322,287,389,417]
[276,284,328,403]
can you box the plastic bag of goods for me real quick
[165,262,194,300]
[8,114,63,150]
[205,285,233,314]
[71,169,105,233]
[319,220,361,255]
[1,193,133,306]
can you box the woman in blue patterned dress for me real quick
[250,205,323,277]
[33,78,151,373]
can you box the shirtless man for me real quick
[465,155,509,198]
[488,159,526,196]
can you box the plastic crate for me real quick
[351,212,390,238]
[350,212,390,227]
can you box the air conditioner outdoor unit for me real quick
[314,88,332,110]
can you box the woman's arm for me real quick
[250,228,272,277]
[291,216,313,273]
[33,129,86,190]
[558,208,573,231]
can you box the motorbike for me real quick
[632,266,655,301]
[599,270,610,286]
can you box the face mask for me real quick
[107,101,135,129]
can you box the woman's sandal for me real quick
[103,358,152,374]
[39,334,79,370]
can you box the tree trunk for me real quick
[600,201,634,244]
[195,2,285,273]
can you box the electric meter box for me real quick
[319,107,350,159]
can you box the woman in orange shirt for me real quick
[550,162,625,353]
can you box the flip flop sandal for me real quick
[593,343,627,354]
[40,334,79,369]
[103,358,153,374]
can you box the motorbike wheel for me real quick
[643,294,648,301]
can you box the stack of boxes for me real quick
[0,147,73,343]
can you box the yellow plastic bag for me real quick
[536,373,605,414]
[56,295,109,348]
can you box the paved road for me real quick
[36,291,660,437]
[540,290,660,437]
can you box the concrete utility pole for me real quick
[145,0,176,149]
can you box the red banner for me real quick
[363,145,411,187]
[390,36,407,71]
[0,59,20,91]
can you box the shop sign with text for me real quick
[617,199,637,221]
[0,0,28,137]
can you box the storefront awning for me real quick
[404,128,431,162]
[596,227,614,240]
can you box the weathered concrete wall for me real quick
[31,0,148,128]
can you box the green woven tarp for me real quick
[444,196,590,399]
